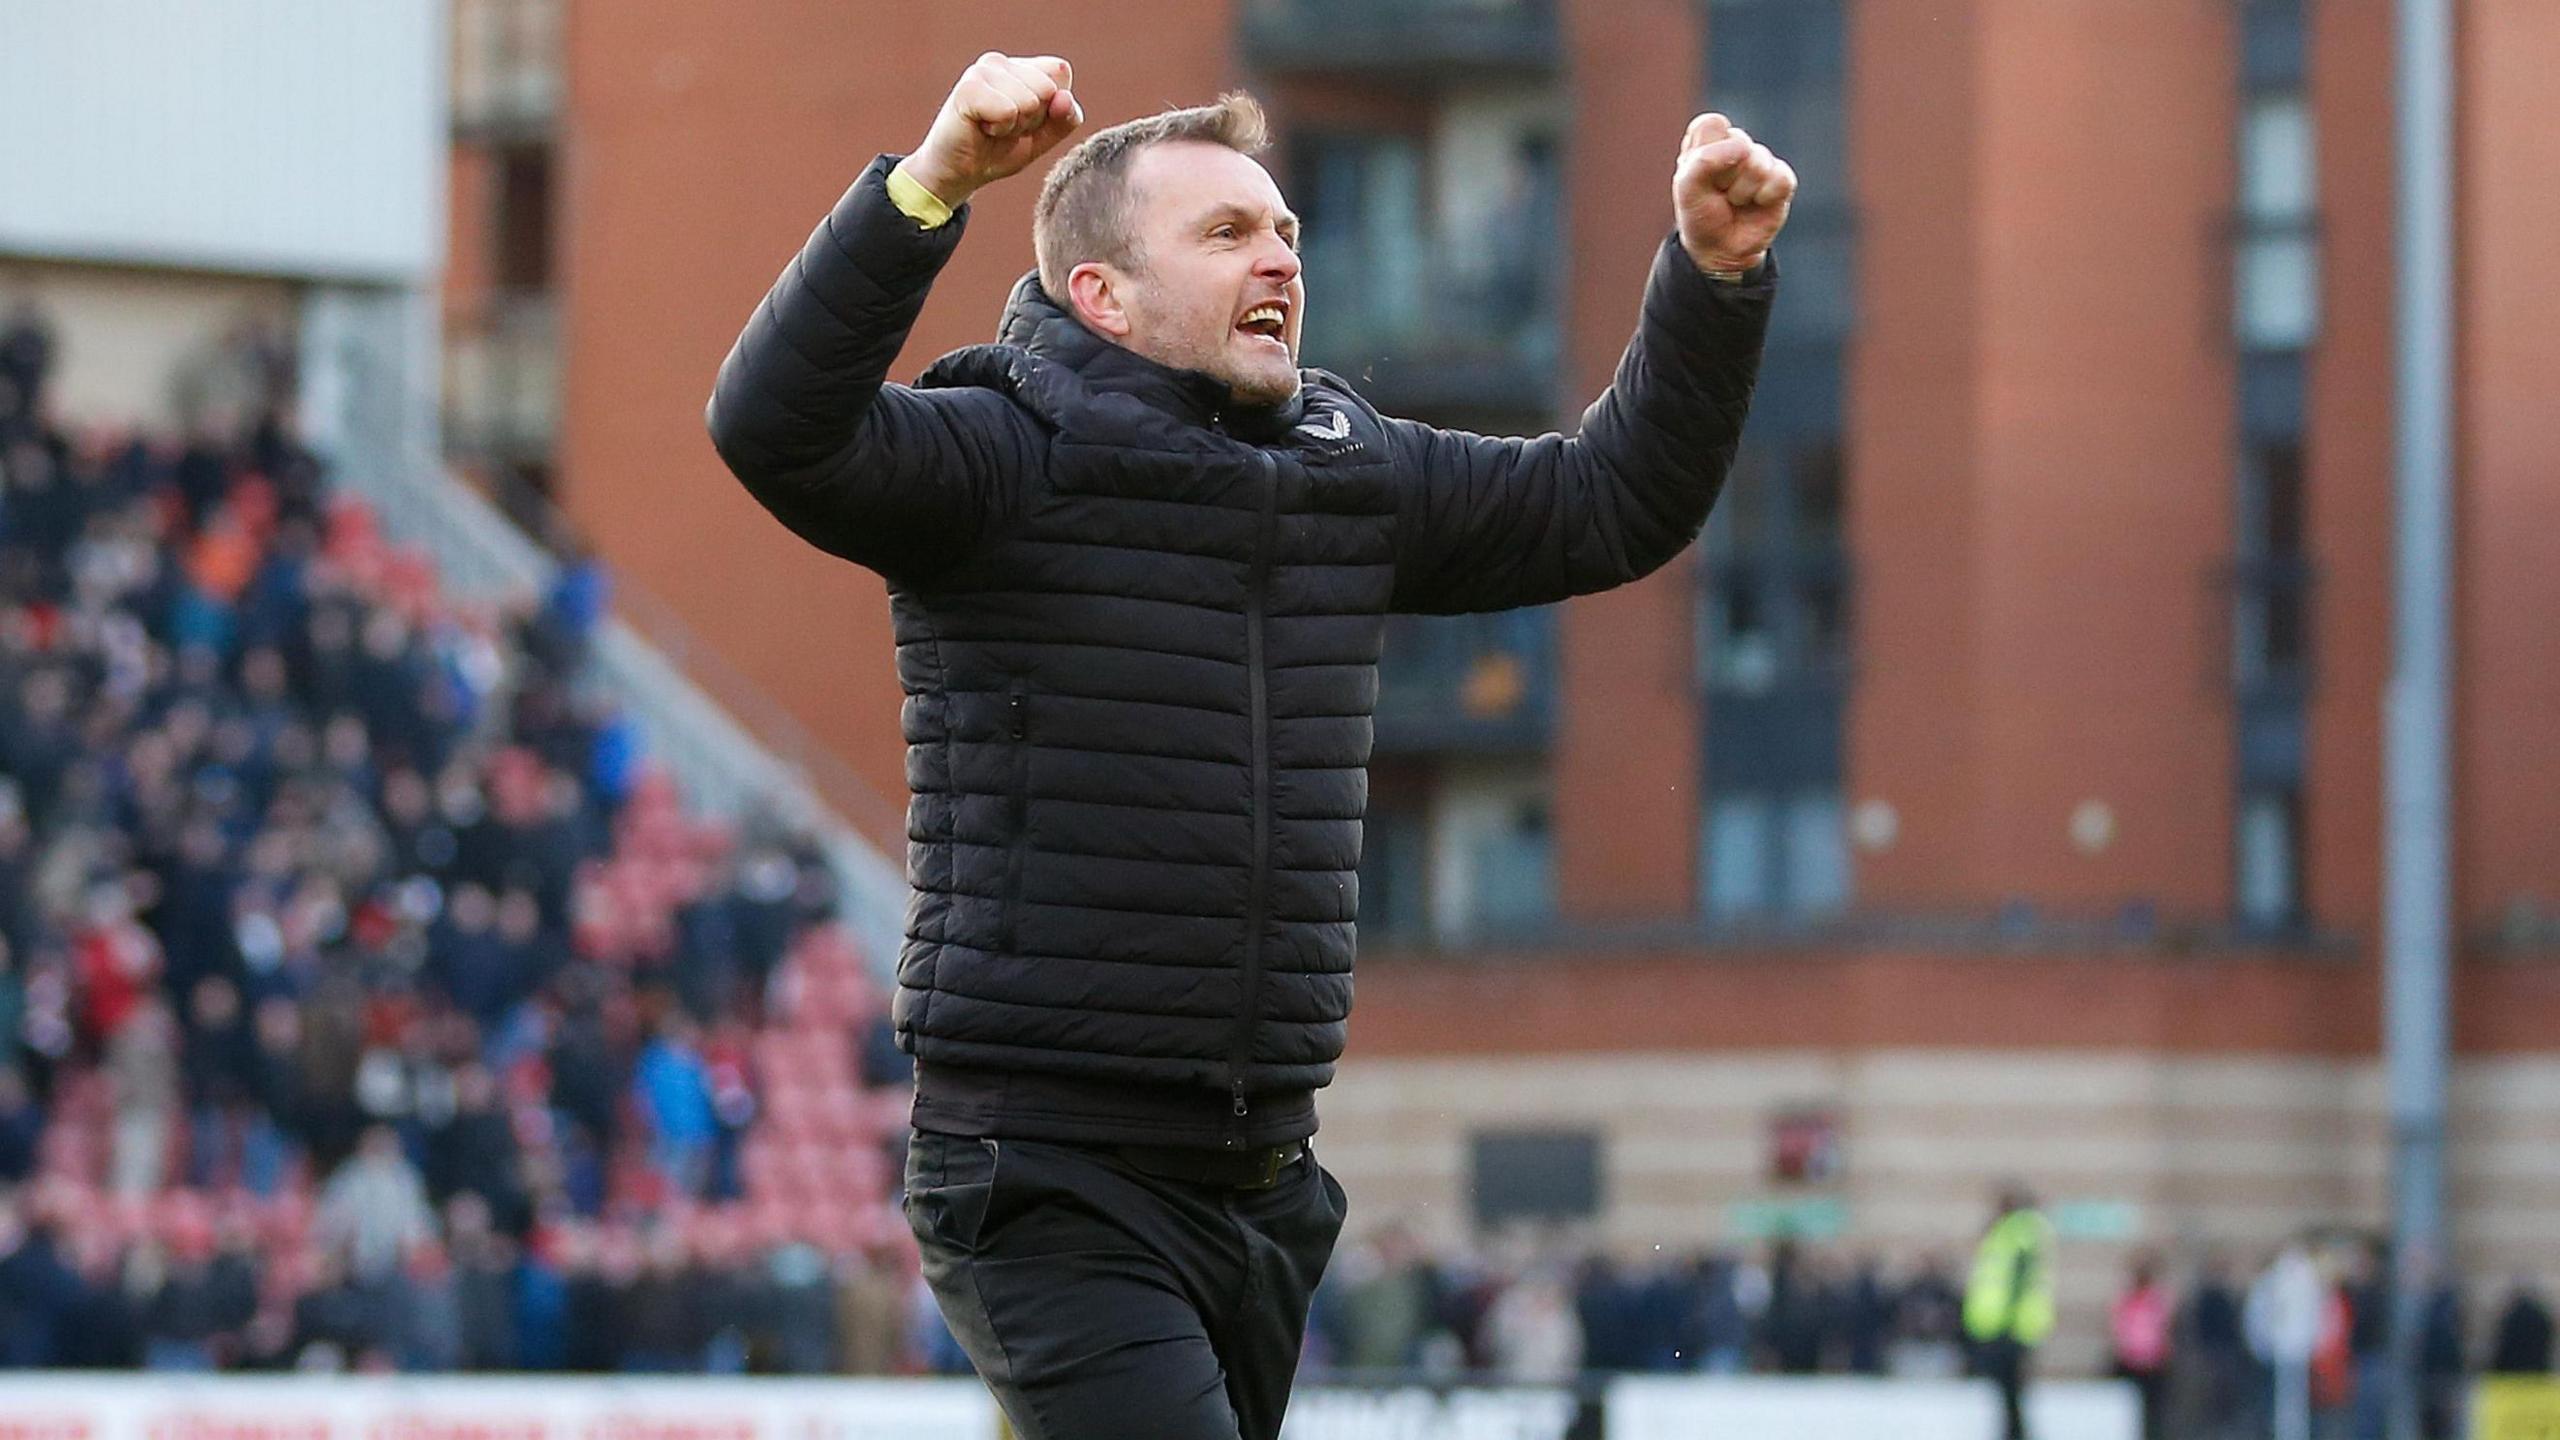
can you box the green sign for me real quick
[1728,1196,1849,1240]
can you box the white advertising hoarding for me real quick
[0,1375,999,1440]
[1606,1376,2141,1440]
[1282,1384,1590,1440]
[0,1371,2143,1440]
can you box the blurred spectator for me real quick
[2109,1253,2174,1440]
[428,883,513,1026]
[137,1228,230,1371]
[77,880,164,1051]
[2419,1269,2469,1439]
[2314,1270,2355,1437]
[1483,1264,1583,1383]
[1329,1224,1436,1371]
[702,1023,756,1202]
[0,301,56,419]
[559,1224,624,1373]
[2247,1239,2326,1440]
[58,1219,146,1369]
[619,1226,703,1372]
[423,1062,523,1228]
[0,1200,80,1365]
[909,1267,971,1376]
[392,1240,463,1372]
[693,1222,758,1375]
[0,1065,44,1183]
[2179,1253,2250,1440]
[632,1017,717,1199]
[836,1246,912,1376]
[1839,1253,1892,1375]
[2489,1276,2556,1375]
[1574,1252,1648,1373]
[512,1225,569,1372]
[1888,1251,1963,1379]
[1964,1186,2056,1440]
[289,1244,389,1371]
[315,1125,434,1282]
[245,996,308,1194]
[205,1212,264,1362]
[1760,1237,1830,1373]
[762,1240,838,1374]
[1689,1249,1760,1375]
[106,993,181,1196]
[2346,1237,2395,1440]
[179,975,257,1187]
[446,1195,518,1370]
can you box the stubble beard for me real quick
[1126,287,1299,410]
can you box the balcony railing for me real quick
[443,289,558,461]
[452,0,562,138]
[1373,607,1557,755]
[1240,0,1560,78]
[1297,229,1560,423]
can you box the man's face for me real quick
[1104,141,1305,407]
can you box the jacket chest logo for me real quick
[1296,409,1350,442]
[1291,401,1368,464]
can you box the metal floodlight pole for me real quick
[2384,0,2456,1436]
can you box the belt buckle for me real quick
[1241,1143,1292,1190]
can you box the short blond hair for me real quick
[1033,92,1271,300]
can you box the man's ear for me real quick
[1065,262,1134,341]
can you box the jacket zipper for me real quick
[1228,449,1280,1148]
[998,682,1030,953]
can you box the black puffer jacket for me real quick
[707,155,1773,1149]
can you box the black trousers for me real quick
[903,1128,1348,1440]
[1981,1337,2031,1440]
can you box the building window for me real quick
[1705,794,1774,918]
[2236,788,2302,929]
[1706,0,1854,345]
[1287,116,1561,420]
[1355,790,1433,944]
[1354,761,1554,947]
[2236,92,2317,349]
[452,0,562,136]
[1429,764,1554,943]
[493,143,555,291]
[2229,0,2314,933]
[2240,97,2316,218]
[1699,0,1854,925]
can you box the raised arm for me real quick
[703,54,1082,585]
[1386,113,1796,614]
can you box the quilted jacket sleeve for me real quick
[1382,234,1775,615]
[705,154,1035,587]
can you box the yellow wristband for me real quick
[885,163,957,230]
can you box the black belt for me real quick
[1112,1141,1307,1190]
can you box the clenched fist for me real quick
[1673,113,1795,277]
[898,53,1085,209]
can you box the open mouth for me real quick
[1235,301,1289,349]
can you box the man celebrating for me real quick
[706,52,1791,1440]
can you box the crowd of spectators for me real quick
[1307,1220,2557,1439]
[1308,1228,1970,1384]
[2105,1238,2553,1440]
[0,302,927,1372]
